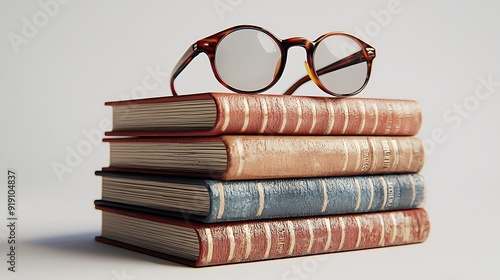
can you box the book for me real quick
[95,204,430,267]
[96,171,426,223]
[103,136,425,180]
[104,93,422,137]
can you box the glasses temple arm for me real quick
[283,50,369,95]
[170,43,201,96]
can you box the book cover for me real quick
[95,204,430,267]
[105,93,422,136]
[103,135,425,180]
[96,171,426,223]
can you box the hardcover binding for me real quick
[96,172,426,223]
[105,93,422,137]
[104,136,425,180]
[96,204,430,267]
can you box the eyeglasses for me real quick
[170,25,376,97]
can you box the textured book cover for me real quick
[95,204,430,267]
[105,92,422,136]
[103,135,425,180]
[96,171,426,223]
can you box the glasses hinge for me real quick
[192,43,198,51]
[366,48,375,57]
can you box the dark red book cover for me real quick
[95,204,430,267]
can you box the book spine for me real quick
[203,174,425,223]
[222,136,424,180]
[212,94,421,136]
[196,209,430,266]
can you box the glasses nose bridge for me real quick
[282,37,313,52]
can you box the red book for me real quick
[95,204,430,267]
[105,93,422,137]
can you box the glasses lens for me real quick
[313,35,368,95]
[214,29,282,92]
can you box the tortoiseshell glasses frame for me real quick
[170,25,376,97]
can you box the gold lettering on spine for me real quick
[367,178,375,211]
[321,179,328,212]
[263,223,271,259]
[235,139,245,177]
[287,221,295,255]
[354,178,361,211]
[381,139,391,169]
[278,99,287,133]
[276,227,286,254]
[342,139,349,172]
[240,98,250,132]
[355,217,362,248]
[294,99,303,133]
[243,225,252,259]
[216,183,225,219]
[354,139,362,171]
[256,182,265,217]
[325,102,335,134]
[394,103,402,134]
[221,98,231,132]
[409,175,416,206]
[385,103,394,134]
[205,228,214,263]
[378,215,385,246]
[227,226,235,262]
[371,102,379,134]
[323,218,331,251]
[341,99,349,134]
[386,180,395,208]
[338,217,345,250]
[406,138,414,170]
[402,103,412,135]
[380,177,388,210]
[259,98,268,133]
[390,139,400,171]
[357,100,366,134]
[390,213,398,244]
[309,102,317,134]
[369,138,379,173]
[361,139,370,171]
[307,220,314,253]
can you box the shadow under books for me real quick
[25,232,184,267]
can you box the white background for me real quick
[1,0,499,279]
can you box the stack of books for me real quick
[95,93,430,267]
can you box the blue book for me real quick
[96,171,425,223]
